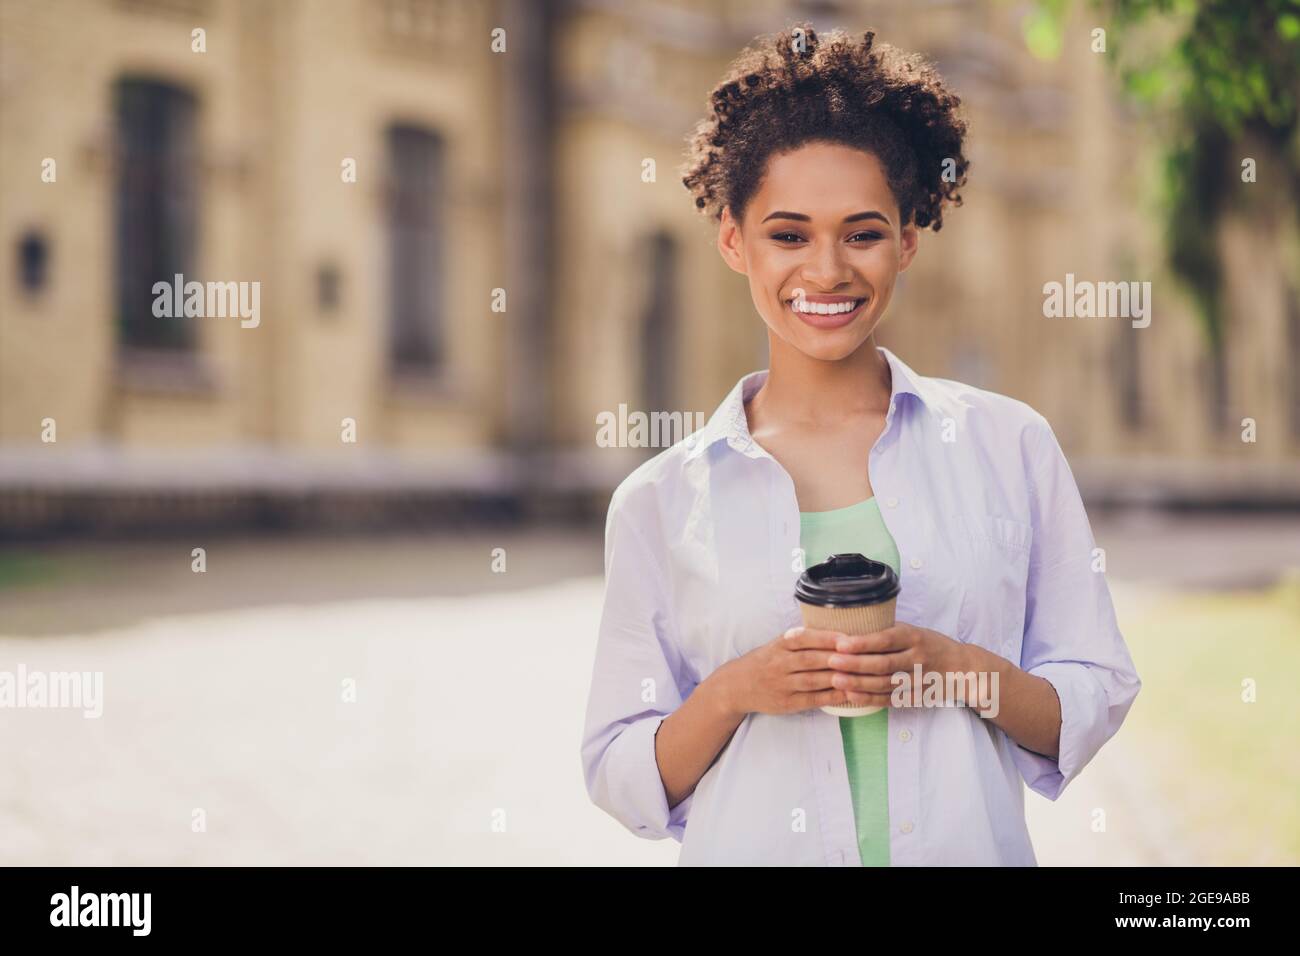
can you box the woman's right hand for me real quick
[715,626,854,717]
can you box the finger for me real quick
[830,672,897,694]
[826,650,912,675]
[793,688,855,710]
[782,626,848,651]
[791,669,840,692]
[843,690,896,708]
[786,649,841,672]
[834,626,909,654]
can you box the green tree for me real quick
[1022,0,1300,348]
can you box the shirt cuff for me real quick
[1010,661,1107,801]
[607,714,692,842]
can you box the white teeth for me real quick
[790,298,862,315]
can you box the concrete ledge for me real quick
[1,445,1298,541]
[1071,457,1300,509]
[0,443,657,495]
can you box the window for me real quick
[18,230,49,294]
[113,77,199,351]
[1203,341,1231,437]
[639,230,678,415]
[317,262,342,315]
[1288,287,1300,442]
[385,124,445,377]
[1114,323,1143,431]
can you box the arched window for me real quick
[1288,288,1300,442]
[639,230,678,416]
[113,77,199,351]
[1113,323,1143,432]
[385,124,445,376]
[1203,342,1230,437]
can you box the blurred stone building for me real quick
[1,0,1297,536]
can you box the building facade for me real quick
[1,0,1297,532]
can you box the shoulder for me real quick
[927,373,1046,428]
[918,373,1058,474]
[605,436,696,532]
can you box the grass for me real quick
[0,552,73,591]
[1121,571,1300,864]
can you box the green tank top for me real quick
[799,496,900,867]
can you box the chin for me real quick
[792,332,867,362]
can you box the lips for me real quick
[787,296,868,330]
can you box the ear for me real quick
[716,205,748,276]
[897,221,920,273]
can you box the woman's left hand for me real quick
[825,623,973,709]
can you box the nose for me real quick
[799,238,854,290]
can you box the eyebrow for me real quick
[761,210,891,226]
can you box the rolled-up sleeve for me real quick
[580,483,695,841]
[1012,416,1142,800]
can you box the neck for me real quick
[750,330,893,427]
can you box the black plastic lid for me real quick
[794,552,900,607]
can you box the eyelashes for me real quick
[771,232,884,244]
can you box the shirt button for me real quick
[909,557,923,570]
[898,729,912,742]
[886,496,898,508]
[900,821,914,834]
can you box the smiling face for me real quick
[717,140,919,362]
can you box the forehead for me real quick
[754,141,895,217]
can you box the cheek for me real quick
[855,252,901,309]
[863,243,901,281]
[751,261,803,326]
[745,249,785,292]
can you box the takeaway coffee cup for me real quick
[794,552,901,717]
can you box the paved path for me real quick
[0,572,1163,866]
[1,577,678,865]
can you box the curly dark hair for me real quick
[680,23,970,232]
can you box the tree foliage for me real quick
[1023,0,1300,346]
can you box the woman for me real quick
[580,24,1141,866]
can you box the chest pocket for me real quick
[893,511,973,643]
[951,514,1033,663]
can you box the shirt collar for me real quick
[683,346,940,461]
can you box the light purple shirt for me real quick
[580,346,1141,865]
